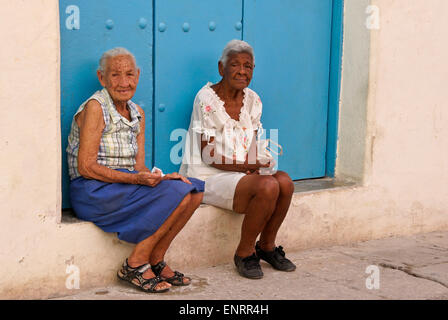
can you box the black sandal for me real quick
[117,259,170,293]
[151,261,191,286]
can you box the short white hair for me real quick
[98,47,138,74]
[219,39,255,67]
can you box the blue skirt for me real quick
[70,169,204,244]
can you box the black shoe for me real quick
[234,253,264,279]
[256,242,296,272]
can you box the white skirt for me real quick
[203,172,246,211]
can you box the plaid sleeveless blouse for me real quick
[67,88,142,180]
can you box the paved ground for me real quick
[53,231,448,300]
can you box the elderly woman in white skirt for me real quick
[180,40,296,279]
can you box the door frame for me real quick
[326,0,344,177]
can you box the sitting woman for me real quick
[180,40,296,279]
[67,47,204,293]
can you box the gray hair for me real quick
[219,39,255,67]
[98,47,138,74]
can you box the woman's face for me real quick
[97,55,140,104]
[219,52,254,90]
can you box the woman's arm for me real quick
[132,105,191,184]
[200,133,271,173]
[133,105,150,173]
[76,100,161,186]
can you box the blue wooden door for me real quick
[60,0,340,208]
[153,0,243,173]
[243,0,333,180]
[59,0,153,208]
[153,0,335,179]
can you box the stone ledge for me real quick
[57,177,362,275]
[61,178,357,224]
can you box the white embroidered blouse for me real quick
[180,82,263,180]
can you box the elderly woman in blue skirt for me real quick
[67,47,204,293]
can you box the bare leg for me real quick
[149,192,203,284]
[232,174,280,257]
[258,171,294,251]
[127,193,192,290]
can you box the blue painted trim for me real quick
[326,0,344,177]
[151,0,156,168]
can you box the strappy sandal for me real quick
[117,259,170,293]
[151,261,191,286]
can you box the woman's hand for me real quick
[163,172,192,184]
[136,171,163,187]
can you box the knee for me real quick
[255,176,280,201]
[190,192,203,208]
[178,193,191,211]
[275,171,294,196]
[182,192,203,214]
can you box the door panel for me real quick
[60,0,340,209]
[59,0,153,208]
[244,0,333,179]
[154,0,243,173]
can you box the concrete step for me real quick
[60,178,357,271]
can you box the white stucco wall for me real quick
[0,0,447,299]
